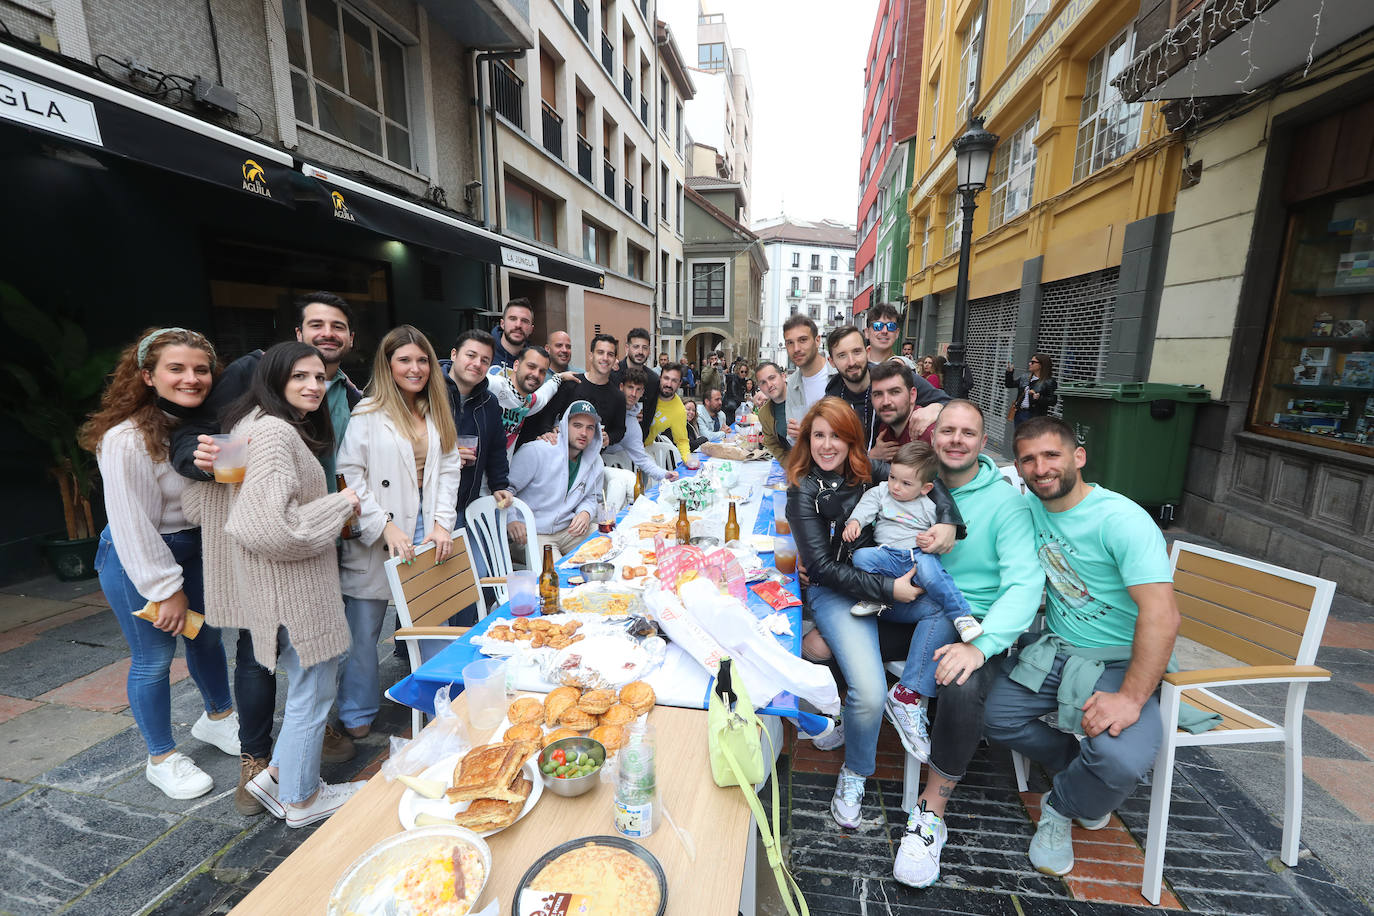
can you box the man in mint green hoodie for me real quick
[890,400,1044,889]
[983,416,1180,879]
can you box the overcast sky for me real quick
[658,0,881,228]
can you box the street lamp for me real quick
[943,115,998,399]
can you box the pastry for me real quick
[504,722,543,743]
[451,773,531,831]
[559,707,597,730]
[589,724,626,752]
[577,688,616,715]
[599,703,637,727]
[507,696,543,725]
[446,740,537,803]
[619,681,655,714]
[544,686,580,726]
[543,727,580,747]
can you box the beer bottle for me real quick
[538,544,560,615]
[336,473,360,540]
[724,501,740,544]
[633,474,643,501]
[675,500,691,544]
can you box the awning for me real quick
[299,162,606,290]
[0,41,294,203]
[1115,0,1374,103]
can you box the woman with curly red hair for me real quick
[80,328,238,800]
[784,397,962,829]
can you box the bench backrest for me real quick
[386,533,482,629]
[1170,541,1335,668]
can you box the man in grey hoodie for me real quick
[506,400,605,556]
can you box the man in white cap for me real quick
[507,400,606,556]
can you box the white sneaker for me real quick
[284,779,365,828]
[146,752,213,800]
[246,766,286,818]
[806,717,845,751]
[893,801,948,887]
[951,615,983,642]
[830,766,866,829]
[884,686,931,763]
[191,711,241,756]
[850,600,885,617]
[1076,810,1112,830]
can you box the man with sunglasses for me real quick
[866,303,905,365]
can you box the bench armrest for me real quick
[394,626,471,640]
[1163,665,1331,689]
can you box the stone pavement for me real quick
[0,528,1371,914]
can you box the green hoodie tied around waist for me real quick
[1009,633,1222,736]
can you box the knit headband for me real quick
[136,327,191,365]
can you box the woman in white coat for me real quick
[336,326,461,737]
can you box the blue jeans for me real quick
[96,527,232,756]
[272,627,339,805]
[808,583,890,777]
[983,654,1163,821]
[851,546,973,621]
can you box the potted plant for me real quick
[0,283,118,580]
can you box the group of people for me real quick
[84,289,1174,894]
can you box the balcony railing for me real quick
[492,63,524,128]
[601,33,613,74]
[541,102,563,159]
[639,94,649,126]
[603,159,616,198]
[576,135,593,182]
[623,179,634,213]
[573,0,590,40]
[787,288,803,298]
[641,194,649,225]
[622,68,632,102]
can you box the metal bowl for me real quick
[539,736,606,798]
[689,536,720,549]
[579,562,616,582]
[328,824,491,915]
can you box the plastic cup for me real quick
[507,570,539,617]
[771,491,790,534]
[773,535,797,574]
[463,658,509,731]
[456,435,479,465]
[209,434,248,483]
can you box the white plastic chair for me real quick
[603,450,634,471]
[464,495,541,605]
[602,466,637,517]
[646,439,682,473]
[383,536,486,736]
[998,462,1026,492]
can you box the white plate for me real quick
[397,754,543,835]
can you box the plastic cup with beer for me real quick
[209,434,249,483]
[771,491,790,534]
[773,535,798,574]
[456,435,479,465]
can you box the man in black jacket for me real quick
[825,325,948,447]
[169,292,363,809]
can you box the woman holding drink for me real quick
[81,328,239,799]
[336,326,461,736]
[186,341,364,826]
[783,397,961,828]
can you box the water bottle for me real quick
[613,718,658,838]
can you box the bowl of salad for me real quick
[539,736,606,797]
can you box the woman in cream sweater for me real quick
[81,327,239,800]
[336,325,461,737]
[186,341,363,828]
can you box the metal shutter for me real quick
[1036,267,1120,415]
[966,290,1020,447]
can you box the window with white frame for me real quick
[791,252,800,268]
[919,216,929,269]
[944,190,960,256]
[928,77,940,160]
[284,0,412,169]
[692,262,726,316]
[1073,27,1141,182]
[1007,0,1047,57]
[956,6,983,119]
[989,113,1038,228]
[809,275,822,293]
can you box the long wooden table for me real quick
[231,699,754,914]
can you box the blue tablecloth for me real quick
[386,457,824,732]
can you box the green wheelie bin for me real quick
[1056,382,1211,513]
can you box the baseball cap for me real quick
[568,399,599,420]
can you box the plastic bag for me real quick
[380,684,472,781]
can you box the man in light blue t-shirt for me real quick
[983,416,1180,879]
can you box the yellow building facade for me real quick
[902,0,1184,450]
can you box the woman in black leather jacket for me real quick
[783,396,963,829]
[1004,353,1057,428]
